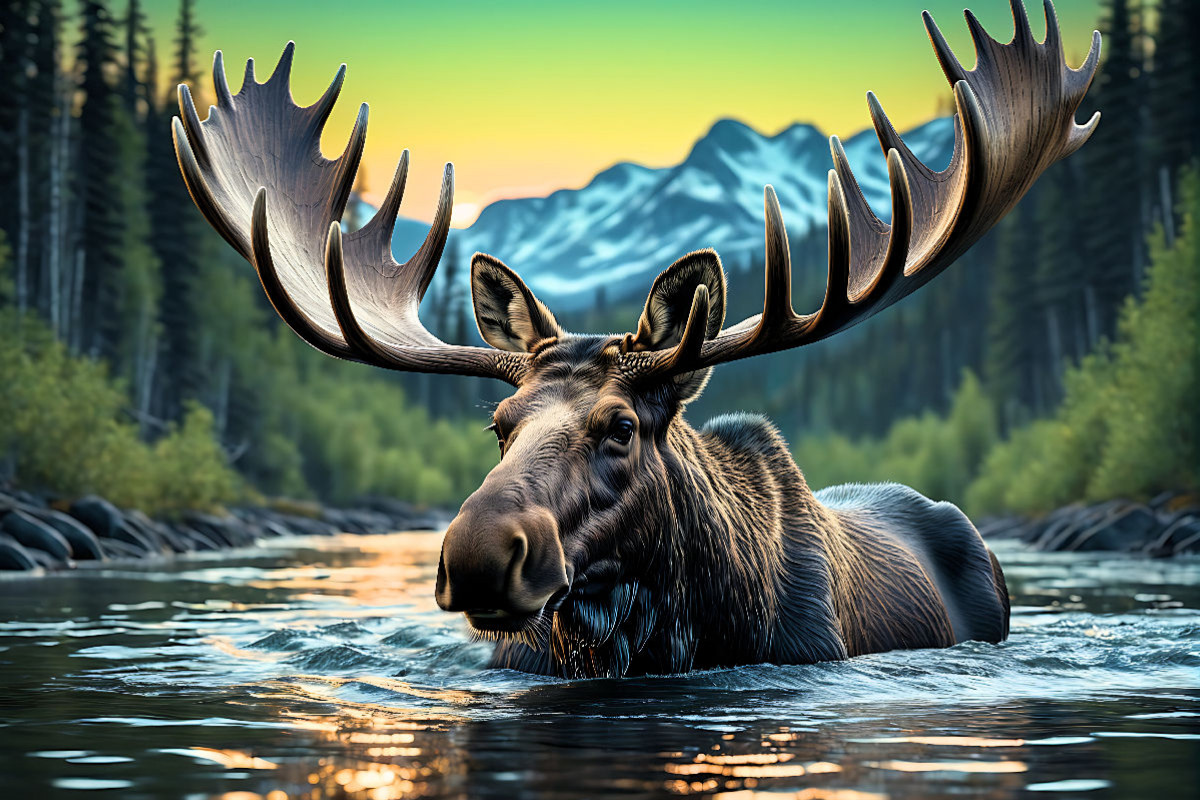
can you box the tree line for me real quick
[0,0,496,512]
[0,0,1194,516]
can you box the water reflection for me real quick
[0,535,1197,799]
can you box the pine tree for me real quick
[148,1,207,421]
[121,0,147,115]
[1079,0,1147,337]
[28,0,64,323]
[75,0,126,361]
[984,204,1041,430]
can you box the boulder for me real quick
[0,510,72,562]
[1069,504,1160,552]
[0,533,38,570]
[68,495,125,538]
[98,537,147,561]
[1147,515,1200,556]
[28,508,104,560]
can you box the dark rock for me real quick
[98,537,148,561]
[1147,515,1200,556]
[0,533,38,570]
[1069,504,1159,552]
[26,547,59,569]
[183,512,257,549]
[170,524,221,552]
[0,510,72,562]
[125,511,186,554]
[68,495,124,538]
[1173,530,1200,555]
[29,509,104,560]
[277,514,337,537]
[1039,501,1126,551]
[976,517,1027,540]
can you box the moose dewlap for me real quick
[173,0,1098,677]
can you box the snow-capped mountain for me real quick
[392,116,955,311]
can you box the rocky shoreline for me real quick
[977,492,1200,557]
[3,487,1197,572]
[0,488,451,572]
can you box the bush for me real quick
[966,166,1200,514]
[0,313,240,515]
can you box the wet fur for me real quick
[485,336,1009,678]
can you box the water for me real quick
[0,534,1197,800]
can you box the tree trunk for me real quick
[16,106,30,313]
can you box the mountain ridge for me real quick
[389,115,956,310]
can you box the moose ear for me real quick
[471,253,564,353]
[629,249,726,401]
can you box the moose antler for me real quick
[627,0,1100,377]
[172,44,531,384]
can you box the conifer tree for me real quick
[1079,0,1146,335]
[75,0,126,360]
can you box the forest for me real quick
[0,0,1196,518]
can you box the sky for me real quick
[140,0,1104,226]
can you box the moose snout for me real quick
[435,504,567,617]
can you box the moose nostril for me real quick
[508,531,529,576]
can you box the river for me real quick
[0,534,1197,799]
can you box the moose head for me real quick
[174,0,1098,676]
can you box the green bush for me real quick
[794,370,997,506]
[966,166,1200,514]
[0,312,240,515]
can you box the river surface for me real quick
[0,534,1197,800]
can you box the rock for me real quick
[1147,515,1200,556]
[68,495,125,538]
[1173,530,1200,555]
[277,514,337,537]
[183,512,258,549]
[125,510,186,554]
[0,510,72,562]
[28,509,104,560]
[0,533,38,570]
[171,524,221,551]
[1069,504,1160,552]
[98,537,148,561]
[976,516,1028,540]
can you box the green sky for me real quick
[140,0,1103,224]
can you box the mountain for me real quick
[392,116,956,311]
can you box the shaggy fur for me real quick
[471,335,1009,678]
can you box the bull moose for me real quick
[173,0,1099,677]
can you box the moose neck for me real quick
[650,413,844,670]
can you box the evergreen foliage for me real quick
[0,0,1194,520]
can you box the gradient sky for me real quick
[141,0,1103,226]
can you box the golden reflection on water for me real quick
[182,536,1040,799]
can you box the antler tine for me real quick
[1009,0,1034,46]
[760,186,795,334]
[630,0,1100,380]
[213,50,233,108]
[173,115,246,259]
[265,41,295,90]
[252,190,354,359]
[174,43,530,383]
[353,150,411,261]
[924,11,967,85]
[407,164,455,302]
[659,285,711,373]
[177,84,210,171]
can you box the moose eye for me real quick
[608,419,635,448]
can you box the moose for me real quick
[173,0,1099,678]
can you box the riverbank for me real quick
[978,492,1200,557]
[0,487,452,572]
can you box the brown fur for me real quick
[440,334,1008,678]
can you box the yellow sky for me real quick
[143,0,1102,225]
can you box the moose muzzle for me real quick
[435,501,568,625]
